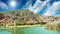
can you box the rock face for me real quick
[37,16,60,23]
[0,10,60,25]
[0,14,5,20]
[0,14,17,26]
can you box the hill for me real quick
[0,10,60,26]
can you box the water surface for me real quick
[0,27,60,34]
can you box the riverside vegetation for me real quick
[0,10,60,30]
[45,20,60,30]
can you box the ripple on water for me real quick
[0,27,60,34]
[23,26,60,34]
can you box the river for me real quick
[0,26,60,34]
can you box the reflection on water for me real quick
[0,27,60,34]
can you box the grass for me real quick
[45,20,60,30]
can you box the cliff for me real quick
[0,10,60,25]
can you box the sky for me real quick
[0,0,60,16]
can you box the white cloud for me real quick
[43,1,60,16]
[26,0,49,13]
[32,0,50,13]
[23,0,33,11]
[32,0,42,13]
[0,2,8,10]
[23,0,50,13]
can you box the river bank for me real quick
[0,24,44,28]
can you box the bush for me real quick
[45,20,60,30]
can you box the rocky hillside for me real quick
[0,10,60,25]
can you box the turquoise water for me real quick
[0,27,60,34]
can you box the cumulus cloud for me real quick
[0,2,8,10]
[43,1,60,16]
[23,0,60,16]
[33,0,50,13]
[22,0,33,12]
[23,0,50,13]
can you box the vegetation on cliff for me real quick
[0,10,60,29]
[0,10,44,27]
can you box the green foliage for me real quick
[45,20,60,30]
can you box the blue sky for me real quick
[0,0,60,16]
